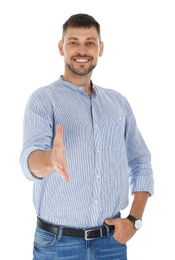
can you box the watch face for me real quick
[134,219,142,230]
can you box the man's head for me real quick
[58,14,104,77]
[62,13,101,42]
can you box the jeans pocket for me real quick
[111,235,126,246]
[34,227,57,248]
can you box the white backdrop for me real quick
[0,0,175,259]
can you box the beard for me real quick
[65,61,96,76]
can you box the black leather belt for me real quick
[37,217,114,240]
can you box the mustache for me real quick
[72,54,92,58]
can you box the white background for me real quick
[0,0,175,259]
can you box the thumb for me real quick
[105,219,116,226]
[56,125,63,140]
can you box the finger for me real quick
[62,171,69,183]
[62,162,69,182]
[54,125,64,148]
[54,162,63,170]
[56,125,63,141]
[54,162,69,182]
[54,165,69,182]
[59,169,69,183]
[54,125,69,182]
[105,219,116,225]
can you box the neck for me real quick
[62,72,93,97]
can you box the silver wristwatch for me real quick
[127,215,142,230]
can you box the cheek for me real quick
[64,54,73,65]
[93,53,101,61]
[63,47,76,59]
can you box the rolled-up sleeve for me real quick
[19,89,54,181]
[124,98,154,196]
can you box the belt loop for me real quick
[103,224,110,237]
[58,226,64,240]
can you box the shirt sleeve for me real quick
[124,98,154,196]
[19,89,54,181]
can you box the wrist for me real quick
[29,150,54,178]
[127,214,142,230]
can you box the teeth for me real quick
[76,59,88,62]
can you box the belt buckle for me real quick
[85,228,103,240]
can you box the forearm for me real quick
[105,191,150,244]
[28,150,54,178]
[129,191,149,219]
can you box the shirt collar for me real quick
[58,76,97,96]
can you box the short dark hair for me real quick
[62,13,101,41]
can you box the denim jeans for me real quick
[33,226,127,260]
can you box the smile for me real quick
[76,59,88,62]
[74,57,91,63]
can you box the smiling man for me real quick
[58,21,103,96]
[20,13,154,260]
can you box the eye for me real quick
[69,41,78,46]
[86,42,95,46]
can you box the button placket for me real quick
[90,98,102,223]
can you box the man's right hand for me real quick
[50,125,69,182]
[28,125,69,182]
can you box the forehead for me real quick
[64,27,99,41]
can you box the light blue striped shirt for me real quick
[20,76,154,228]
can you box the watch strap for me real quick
[127,214,137,222]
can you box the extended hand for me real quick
[50,125,69,182]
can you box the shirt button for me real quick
[97,149,100,154]
[94,200,98,204]
[94,124,98,128]
[96,175,100,179]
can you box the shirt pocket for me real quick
[102,115,126,150]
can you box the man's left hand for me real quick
[105,218,137,244]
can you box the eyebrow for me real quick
[67,37,98,41]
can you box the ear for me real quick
[58,40,64,56]
[99,41,104,57]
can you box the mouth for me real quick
[73,57,91,64]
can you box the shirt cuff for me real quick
[130,172,154,196]
[20,146,44,181]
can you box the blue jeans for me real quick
[33,226,127,260]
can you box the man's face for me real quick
[58,27,104,76]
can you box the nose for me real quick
[76,45,88,56]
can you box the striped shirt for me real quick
[20,76,154,228]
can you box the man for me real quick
[20,13,154,260]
